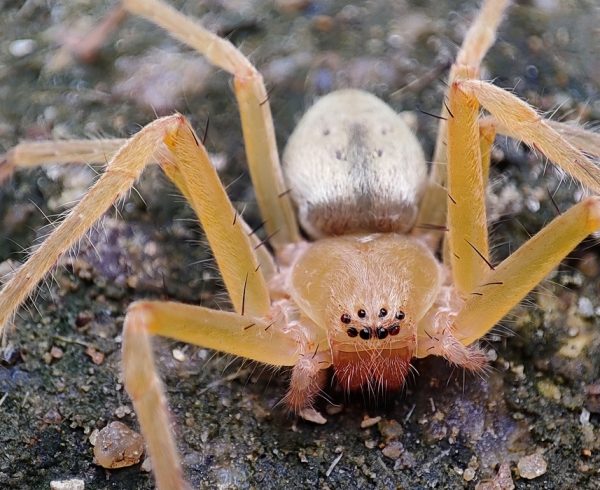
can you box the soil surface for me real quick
[1,0,599,489]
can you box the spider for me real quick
[1,0,599,488]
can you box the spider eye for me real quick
[357,309,367,318]
[395,311,405,321]
[359,327,372,340]
[346,327,358,338]
[389,324,400,336]
[340,313,352,324]
[378,308,387,318]
[376,327,388,339]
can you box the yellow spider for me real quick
[1,0,599,488]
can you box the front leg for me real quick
[454,197,600,346]
[0,115,271,331]
[122,299,330,488]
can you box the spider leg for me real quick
[0,117,168,331]
[444,75,492,295]
[545,120,600,158]
[415,326,488,373]
[157,116,271,316]
[457,79,600,193]
[480,116,600,159]
[453,196,600,346]
[0,136,276,279]
[415,121,495,254]
[416,0,511,248]
[0,139,126,183]
[0,114,271,330]
[284,349,331,415]
[417,198,600,365]
[122,0,300,248]
[45,5,128,72]
[123,300,303,490]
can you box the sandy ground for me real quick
[0,0,599,488]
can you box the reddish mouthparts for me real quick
[333,347,412,392]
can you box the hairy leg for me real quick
[122,300,307,490]
[454,197,600,346]
[0,117,169,331]
[158,116,270,316]
[0,137,277,279]
[444,71,491,295]
[122,0,300,248]
[416,0,511,247]
[0,139,126,183]
[0,115,271,331]
[458,79,600,193]
[480,116,600,160]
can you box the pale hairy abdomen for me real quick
[283,89,428,238]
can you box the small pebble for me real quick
[114,405,132,419]
[364,439,377,449]
[537,379,561,401]
[85,346,105,365]
[141,456,153,473]
[50,480,85,490]
[378,418,403,442]
[9,39,37,57]
[577,253,600,277]
[50,346,64,359]
[580,407,591,425]
[93,421,144,469]
[585,384,600,413]
[382,441,403,459]
[75,311,93,328]
[577,297,595,318]
[463,467,476,482]
[360,415,381,428]
[172,348,186,362]
[275,0,310,13]
[517,453,547,479]
[313,15,334,32]
[43,408,63,425]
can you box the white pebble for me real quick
[9,39,37,57]
[577,297,594,318]
[463,467,475,482]
[172,348,186,362]
[50,480,85,490]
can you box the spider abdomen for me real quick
[282,89,427,238]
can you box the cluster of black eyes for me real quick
[340,308,405,340]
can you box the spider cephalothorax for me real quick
[287,231,441,393]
